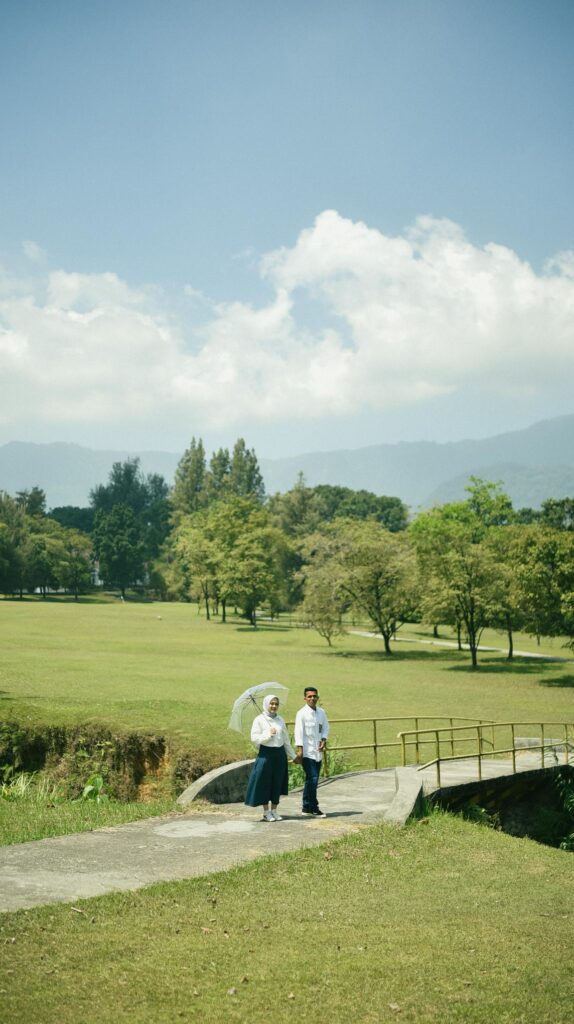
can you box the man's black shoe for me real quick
[312,809,327,817]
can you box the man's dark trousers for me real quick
[301,757,321,812]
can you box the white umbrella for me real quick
[228,681,289,735]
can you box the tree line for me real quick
[1,438,573,666]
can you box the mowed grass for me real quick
[2,814,573,1024]
[1,596,573,763]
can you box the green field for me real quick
[2,598,573,753]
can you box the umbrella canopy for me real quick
[228,681,289,735]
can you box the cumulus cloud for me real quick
[1,212,573,439]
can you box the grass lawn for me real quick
[1,597,573,756]
[0,794,177,846]
[1,813,573,1024]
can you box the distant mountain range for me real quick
[1,413,574,511]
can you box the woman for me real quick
[245,694,298,821]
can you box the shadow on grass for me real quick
[539,675,574,688]
[328,648,461,663]
[446,656,571,676]
[233,624,291,633]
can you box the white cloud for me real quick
[22,240,47,264]
[1,215,574,441]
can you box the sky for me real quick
[0,0,573,459]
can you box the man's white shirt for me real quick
[294,705,329,761]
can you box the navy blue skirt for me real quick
[245,745,289,807]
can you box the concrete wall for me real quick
[177,758,255,806]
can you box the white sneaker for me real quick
[263,810,275,822]
[271,810,283,821]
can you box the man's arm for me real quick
[294,709,304,758]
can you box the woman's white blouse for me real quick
[251,713,296,759]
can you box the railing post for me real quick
[435,730,440,787]
[415,717,420,765]
[477,726,482,781]
[511,724,516,773]
[564,724,569,765]
[450,717,454,757]
[373,719,378,770]
[541,723,545,768]
[400,732,406,766]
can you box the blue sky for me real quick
[1,0,573,457]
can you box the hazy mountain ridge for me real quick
[1,413,573,510]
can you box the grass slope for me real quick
[1,815,573,1024]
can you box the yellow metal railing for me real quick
[287,716,495,777]
[397,720,574,787]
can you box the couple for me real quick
[245,687,329,821]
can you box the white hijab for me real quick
[263,694,279,716]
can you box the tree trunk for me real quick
[506,614,513,660]
[381,629,392,654]
[467,607,479,669]
[221,598,226,623]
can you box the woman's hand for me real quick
[269,725,278,735]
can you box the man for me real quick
[294,686,329,817]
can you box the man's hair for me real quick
[304,687,318,696]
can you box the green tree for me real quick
[204,447,232,505]
[464,477,514,527]
[171,437,207,516]
[0,492,30,596]
[484,526,527,659]
[300,565,346,646]
[165,497,292,625]
[48,506,95,533]
[15,486,47,518]
[92,504,145,597]
[57,529,93,599]
[267,474,323,539]
[228,438,265,502]
[313,484,408,531]
[90,459,149,515]
[311,520,417,654]
[217,523,288,626]
[171,522,220,618]
[513,526,574,645]
[411,503,499,668]
[540,497,574,532]
[90,458,170,570]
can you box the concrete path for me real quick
[3,750,571,914]
[0,770,399,913]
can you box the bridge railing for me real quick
[398,721,574,787]
[287,716,495,776]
